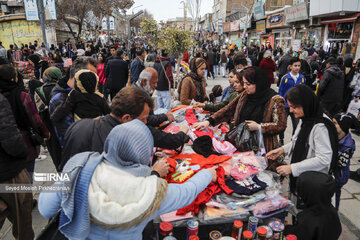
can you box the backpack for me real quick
[34,83,56,113]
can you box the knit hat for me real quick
[192,135,221,158]
[28,54,40,65]
[74,69,99,93]
[48,67,62,80]
[333,113,354,134]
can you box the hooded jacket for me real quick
[318,65,344,104]
[285,171,342,240]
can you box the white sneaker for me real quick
[35,154,47,162]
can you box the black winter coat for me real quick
[105,57,129,91]
[61,114,190,170]
[0,93,28,182]
[318,65,344,104]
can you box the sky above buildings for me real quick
[131,0,213,22]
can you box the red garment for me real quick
[259,58,276,84]
[173,153,231,168]
[97,63,106,85]
[185,109,213,138]
[182,51,189,64]
[176,166,233,215]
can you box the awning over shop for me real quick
[320,13,360,24]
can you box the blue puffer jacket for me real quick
[335,133,355,186]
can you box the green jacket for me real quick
[204,91,239,113]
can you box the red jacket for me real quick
[259,58,276,84]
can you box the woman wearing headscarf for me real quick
[259,50,276,84]
[38,120,216,240]
[266,85,338,209]
[0,64,50,180]
[179,57,208,105]
[342,57,355,111]
[194,66,287,152]
[284,171,342,240]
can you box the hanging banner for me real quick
[230,20,240,32]
[223,22,230,33]
[285,3,308,23]
[291,39,301,51]
[23,0,39,21]
[109,16,115,30]
[43,0,56,20]
[253,0,265,20]
[102,17,107,30]
[256,20,266,34]
[239,16,251,30]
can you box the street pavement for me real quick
[0,74,359,239]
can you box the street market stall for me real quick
[153,105,292,239]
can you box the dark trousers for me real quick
[279,108,299,141]
[0,169,34,240]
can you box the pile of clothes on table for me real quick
[157,106,292,224]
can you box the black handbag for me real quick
[29,128,45,147]
[36,212,68,240]
[225,122,259,152]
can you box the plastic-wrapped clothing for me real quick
[176,166,233,215]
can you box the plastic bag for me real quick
[255,125,266,156]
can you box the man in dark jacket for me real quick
[154,50,174,110]
[0,93,34,240]
[105,49,129,100]
[130,48,145,85]
[318,57,345,116]
[61,86,190,172]
[207,48,217,78]
[277,50,293,86]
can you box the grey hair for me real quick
[138,69,152,83]
[70,57,97,79]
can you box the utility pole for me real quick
[181,1,186,30]
[37,0,48,50]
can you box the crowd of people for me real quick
[0,36,359,240]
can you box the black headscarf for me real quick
[286,85,338,193]
[0,65,29,130]
[285,171,341,240]
[188,57,207,102]
[239,66,277,123]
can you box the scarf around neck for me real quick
[288,85,338,193]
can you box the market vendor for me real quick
[193,66,287,153]
[38,120,217,240]
[266,85,338,208]
[179,57,208,105]
[193,70,244,114]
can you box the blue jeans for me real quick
[157,90,171,110]
[213,65,218,76]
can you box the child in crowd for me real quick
[285,171,342,240]
[332,113,356,210]
[51,70,110,122]
[278,57,305,145]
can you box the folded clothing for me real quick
[225,175,267,196]
[212,138,236,155]
[160,210,193,222]
[252,194,291,216]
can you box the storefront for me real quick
[266,11,288,49]
[321,13,360,56]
